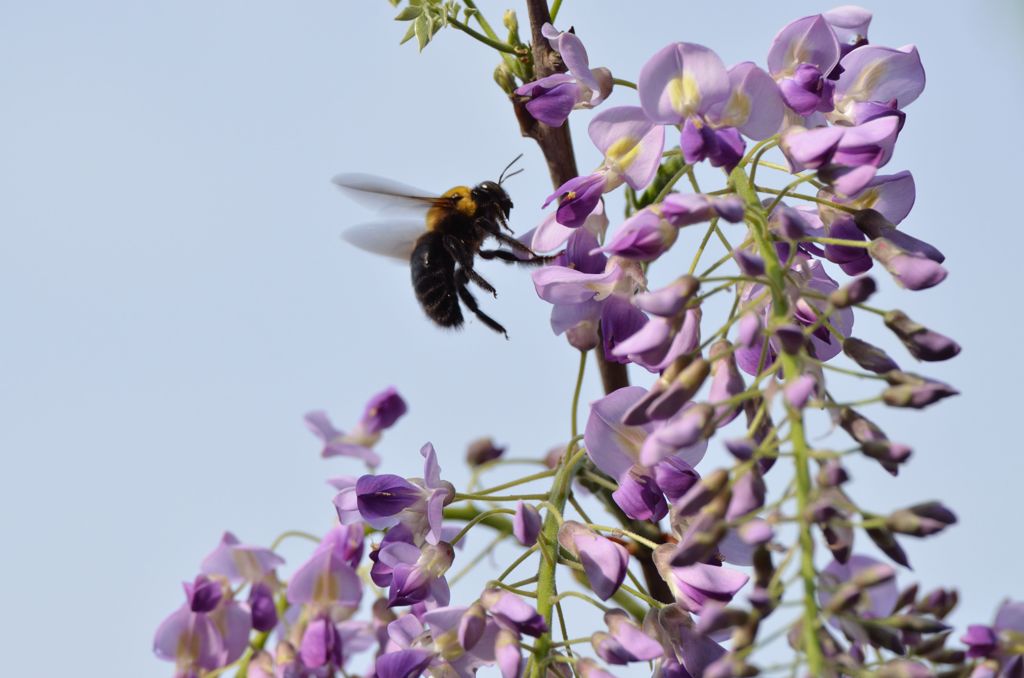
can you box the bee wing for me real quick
[333,173,442,213]
[341,220,424,262]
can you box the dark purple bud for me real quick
[648,360,711,420]
[513,501,543,546]
[869,239,947,290]
[884,311,961,362]
[773,324,805,355]
[818,460,849,487]
[829,275,877,308]
[843,337,900,373]
[724,438,755,462]
[819,514,854,563]
[862,621,905,655]
[772,204,811,239]
[185,575,222,613]
[653,457,700,503]
[613,467,668,521]
[361,387,408,435]
[726,468,765,520]
[855,209,945,263]
[886,502,957,537]
[674,468,728,517]
[466,437,506,466]
[709,340,744,426]
[893,583,919,613]
[743,399,776,474]
[861,440,913,475]
[882,380,959,409]
[732,249,765,277]
[622,377,669,426]
[961,624,998,659]
[695,606,750,636]
[878,615,949,634]
[376,649,436,678]
[355,474,422,522]
[670,495,729,567]
[912,588,958,619]
[866,525,911,568]
[249,582,278,632]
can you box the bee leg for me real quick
[455,272,508,339]
[442,235,496,297]
[479,246,561,267]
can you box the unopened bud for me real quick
[829,275,877,308]
[466,437,506,466]
[865,525,911,568]
[674,468,729,517]
[493,62,518,94]
[843,337,899,373]
[869,238,948,290]
[884,310,961,362]
[773,323,806,355]
[882,380,959,409]
[502,9,519,35]
[886,502,957,537]
[648,358,711,420]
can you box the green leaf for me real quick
[399,22,417,44]
[415,13,430,50]
[388,0,401,7]
[393,6,422,20]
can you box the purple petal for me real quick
[584,387,653,478]
[589,106,665,190]
[513,501,542,546]
[355,474,421,526]
[559,522,629,601]
[709,62,784,139]
[836,44,925,114]
[638,42,731,123]
[376,649,435,678]
[767,14,841,76]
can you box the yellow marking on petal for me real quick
[604,136,641,174]
[667,74,701,116]
[564,190,577,201]
[719,91,751,128]
[848,61,888,103]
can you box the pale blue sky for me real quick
[2,1,1022,676]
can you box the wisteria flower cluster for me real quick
[154,3,1015,678]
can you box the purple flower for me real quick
[832,44,925,124]
[819,171,916,225]
[824,5,871,56]
[305,387,407,467]
[708,341,744,426]
[558,521,629,600]
[515,24,612,127]
[522,199,608,254]
[639,42,731,124]
[784,374,818,409]
[613,467,668,521]
[353,443,454,545]
[768,14,841,116]
[286,527,363,615]
[380,541,454,608]
[661,192,746,228]
[300,615,343,670]
[495,629,522,678]
[869,238,948,290]
[481,589,547,637]
[584,386,706,482]
[376,648,435,678]
[544,107,664,228]
[653,546,750,614]
[247,582,277,633]
[201,531,284,584]
[593,610,664,664]
[819,554,899,620]
[599,207,677,261]
[154,578,251,676]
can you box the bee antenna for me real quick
[498,153,525,185]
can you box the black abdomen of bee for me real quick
[410,233,462,328]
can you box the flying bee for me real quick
[333,156,555,338]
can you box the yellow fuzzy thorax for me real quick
[426,186,477,230]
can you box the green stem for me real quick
[755,185,857,213]
[448,15,522,54]
[549,0,564,21]
[474,469,557,496]
[805,236,872,248]
[531,447,586,677]
[612,77,637,89]
[571,350,587,439]
[497,543,540,581]
[654,163,691,204]
[449,508,516,546]
[462,0,500,40]
[453,491,549,502]
[443,506,514,535]
[731,165,823,674]
[269,529,320,551]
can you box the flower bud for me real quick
[459,602,487,651]
[869,238,948,290]
[912,587,958,619]
[726,468,765,520]
[513,501,542,546]
[502,9,519,35]
[884,310,961,362]
[466,437,506,466]
[866,525,910,568]
[647,359,711,420]
[784,374,817,409]
[773,323,805,355]
[829,275,877,308]
[613,467,668,521]
[494,62,518,94]
[737,312,761,348]
[709,340,744,426]
[732,249,765,276]
[670,493,729,566]
[818,460,849,487]
[673,468,729,517]
[882,380,958,409]
[886,502,957,537]
[843,337,899,373]
[634,275,699,316]
[695,606,750,636]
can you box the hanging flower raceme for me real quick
[305,387,407,468]
[515,23,613,127]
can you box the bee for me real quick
[333,156,554,338]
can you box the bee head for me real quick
[472,181,513,218]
